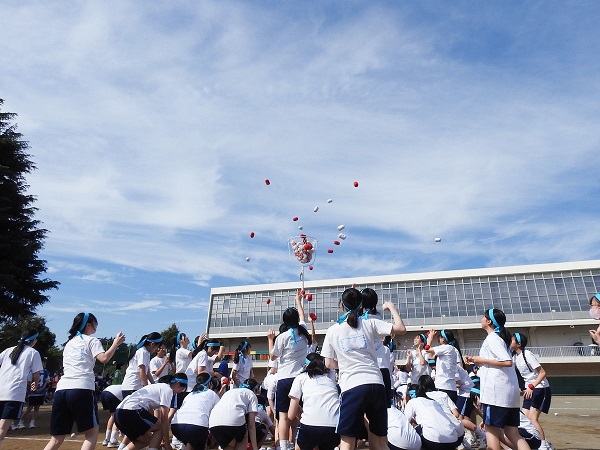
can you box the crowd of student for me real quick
[2,291,599,450]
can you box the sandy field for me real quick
[3,395,599,450]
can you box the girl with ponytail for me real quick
[232,340,254,387]
[288,353,340,450]
[464,308,529,450]
[171,372,221,450]
[0,329,43,445]
[121,332,163,397]
[321,287,406,450]
[42,313,125,450]
[424,329,463,402]
[174,332,194,373]
[511,332,553,450]
[267,289,313,450]
[114,373,188,450]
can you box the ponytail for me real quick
[303,352,327,378]
[234,340,250,364]
[281,308,313,346]
[338,288,362,329]
[440,329,464,368]
[128,332,163,361]
[9,329,39,365]
[192,372,216,392]
[66,312,98,342]
[361,288,379,317]
[513,332,534,372]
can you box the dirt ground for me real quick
[3,395,599,450]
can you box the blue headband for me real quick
[176,333,183,349]
[137,336,163,349]
[488,309,501,333]
[441,330,455,346]
[171,377,188,385]
[239,342,248,363]
[76,313,90,338]
[337,299,363,324]
[419,333,427,342]
[514,332,522,344]
[21,332,39,343]
[360,308,371,319]
[305,358,311,365]
[194,375,212,391]
[206,342,220,347]
[239,383,251,390]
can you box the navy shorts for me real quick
[100,390,121,412]
[114,408,157,441]
[519,427,541,449]
[210,424,247,448]
[171,391,189,409]
[522,387,552,414]
[337,384,388,438]
[254,423,267,444]
[415,425,460,450]
[296,423,340,450]
[172,423,209,450]
[0,401,23,420]
[50,389,99,435]
[275,377,295,414]
[455,396,474,417]
[482,404,520,428]
[380,368,393,407]
[27,395,45,407]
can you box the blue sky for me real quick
[2,1,599,345]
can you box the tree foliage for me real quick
[0,99,59,324]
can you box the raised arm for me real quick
[96,332,126,364]
[382,301,407,335]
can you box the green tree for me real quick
[0,99,59,324]
[160,323,179,352]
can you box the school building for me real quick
[207,260,600,394]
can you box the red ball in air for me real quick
[327,249,333,253]
[250,232,255,238]
[309,312,317,321]
[308,265,313,270]
[424,345,430,350]
[266,298,271,304]
[303,243,313,250]
[265,179,270,185]
[307,294,313,301]
[353,181,359,187]
[293,217,299,221]
[333,240,340,245]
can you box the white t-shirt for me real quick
[376,341,392,371]
[479,333,520,408]
[265,373,277,401]
[56,335,105,391]
[103,384,123,401]
[232,355,253,386]
[0,346,43,401]
[432,344,459,391]
[175,347,192,373]
[456,366,474,397]
[403,397,462,444]
[387,407,422,450]
[117,383,173,411]
[271,324,309,379]
[185,353,203,391]
[172,389,220,427]
[209,388,258,427]
[122,347,152,391]
[425,391,464,435]
[149,356,168,382]
[288,373,339,427]
[513,350,549,388]
[409,349,430,383]
[320,318,393,392]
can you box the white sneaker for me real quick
[16,423,25,429]
[29,423,35,429]
[106,441,120,448]
[101,439,109,446]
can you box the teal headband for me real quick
[195,375,212,391]
[419,333,427,342]
[137,336,163,349]
[441,330,455,346]
[514,332,522,344]
[77,313,90,334]
[171,377,188,385]
[176,332,183,349]
[239,383,251,389]
[337,299,363,324]
[488,309,501,333]
[21,332,39,343]
[206,342,220,347]
[305,358,311,365]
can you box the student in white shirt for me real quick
[405,333,430,386]
[321,287,406,450]
[288,353,340,450]
[0,329,43,446]
[511,332,554,450]
[149,345,172,383]
[209,378,260,450]
[268,290,313,450]
[403,379,463,450]
[171,372,222,450]
[386,405,421,450]
[174,332,194,374]
[114,373,187,450]
[425,329,463,402]
[100,384,123,447]
[188,338,225,385]
[42,313,125,450]
[232,340,254,388]
[121,332,163,397]
[464,308,529,450]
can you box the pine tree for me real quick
[0,99,59,324]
